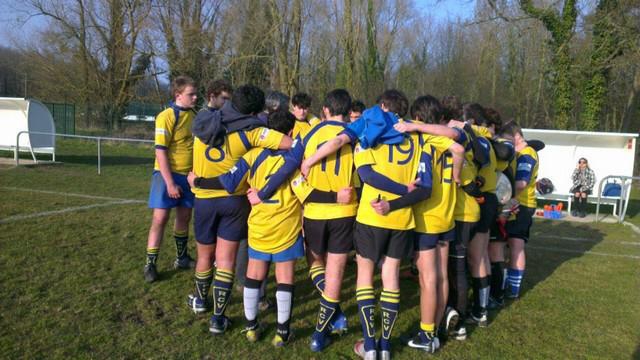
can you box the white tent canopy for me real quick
[0,97,55,156]
[522,128,637,195]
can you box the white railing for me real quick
[15,131,153,174]
[595,175,640,223]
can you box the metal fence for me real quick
[43,102,75,135]
[15,130,153,175]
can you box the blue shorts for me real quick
[148,171,195,209]
[194,196,250,244]
[414,228,456,251]
[248,235,305,262]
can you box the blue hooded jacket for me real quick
[343,105,405,149]
[191,100,264,147]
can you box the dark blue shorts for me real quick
[148,171,195,209]
[248,235,305,262]
[414,228,456,251]
[506,206,536,243]
[194,196,250,244]
[474,192,498,233]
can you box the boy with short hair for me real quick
[144,75,198,283]
[216,111,302,347]
[499,121,539,300]
[291,92,321,140]
[287,89,357,352]
[393,96,465,352]
[350,125,435,360]
[349,100,366,122]
[205,79,233,110]
[186,85,293,330]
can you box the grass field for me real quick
[1,139,639,359]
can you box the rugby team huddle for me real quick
[143,75,540,358]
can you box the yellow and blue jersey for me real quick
[219,148,302,254]
[354,133,431,230]
[154,104,195,174]
[307,113,321,126]
[515,146,539,208]
[413,135,458,234]
[452,129,481,222]
[291,113,321,140]
[192,127,285,199]
[290,121,357,219]
[475,137,497,194]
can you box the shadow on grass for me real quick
[477,219,606,329]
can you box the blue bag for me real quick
[602,182,621,197]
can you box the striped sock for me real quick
[314,294,339,334]
[507,268,524,298]
[146,247,159,265]
[309,264,346,324]
[195,268,213,300]
[309,265,326,293]
[379,289,400,351]
[356,287,376,352]
[174,230,188,258]
[212,269,234,321]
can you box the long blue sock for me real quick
[310,264,344,320]
[356,287,376,352]
[314,294,339,335]
[379,289,400,352]
[212,269,234,322]
[309,265,326,293]
[506,268,524,298]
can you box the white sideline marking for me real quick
[534,234,598,243]
[528,245,640,260]
[1,186,143,203]
[535,234,640,245]
[623,221,640,237]
[0,200,143,224]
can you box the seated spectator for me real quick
[570,158,595,218]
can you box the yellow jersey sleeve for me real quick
[414,143,457,234]
[471,124,493,139]
[154,109,174,149]
[291,173,314,203]
[154,107,194,174]
[245,127,286,149]
[292,120,312,140]
[307,113,321,126]
[515,146,539,208]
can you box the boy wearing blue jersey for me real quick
[144,76,198,283]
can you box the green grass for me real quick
[1,140,639,359]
